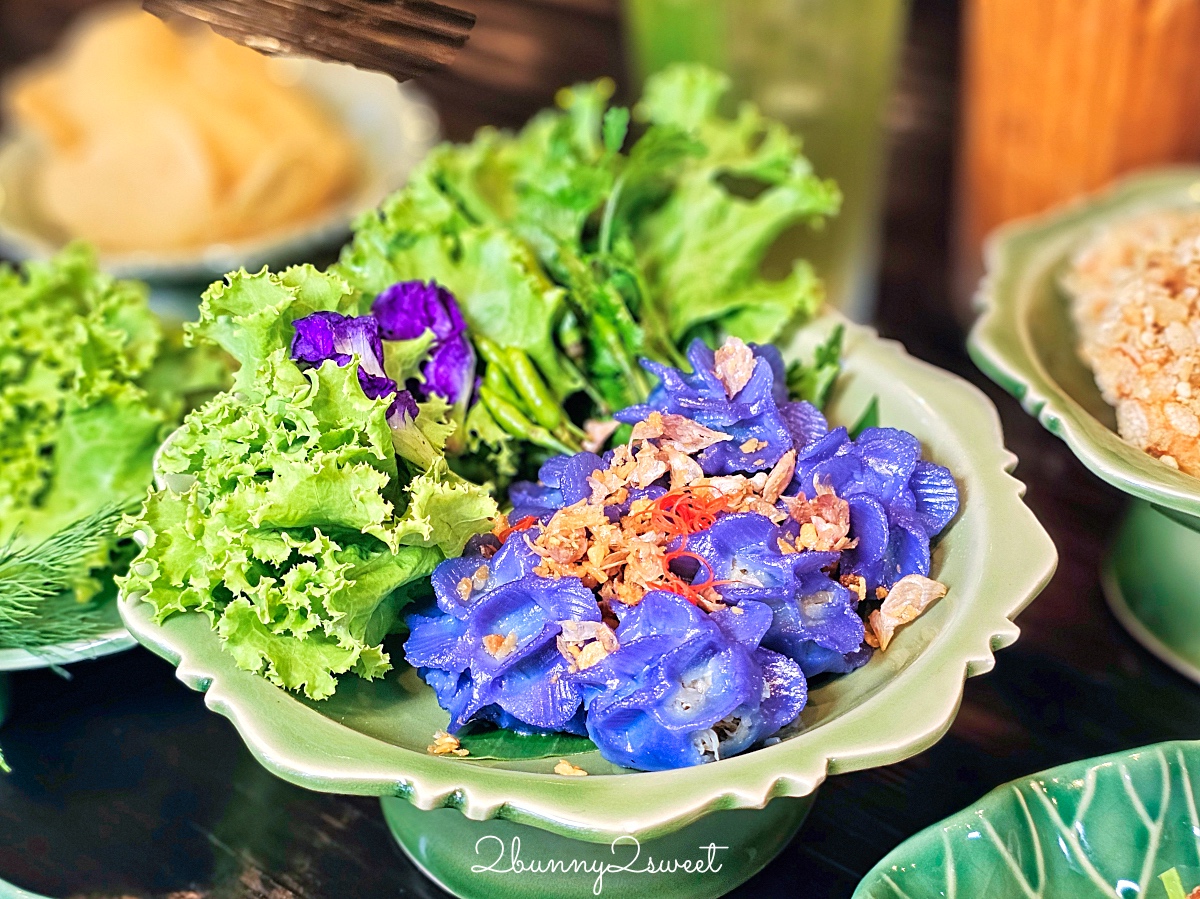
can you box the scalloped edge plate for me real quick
[968,166,1200,522]
[120,309,1057,842]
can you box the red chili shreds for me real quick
[533,483,736,608]
[497,515,538,543]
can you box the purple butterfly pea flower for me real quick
[385,390,420,426]
[290,311,351,366]
[291,311,403,405]
[373,280,467,342]
[372,281,476,406]
[422,338,476,407]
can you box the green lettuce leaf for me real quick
[123,265,495,699]
[0,245,226,605]
[633,65,841,345]
[338,63,836,424]
[392,458,500,557]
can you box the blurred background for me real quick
[0,0,934,319]
[2,1,1200,896]
[5,0,1200,331]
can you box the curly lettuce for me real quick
[335,65,837,485]
[0,244,220,605]
[120,267,498,699]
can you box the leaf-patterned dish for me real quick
[855,741,1200,899]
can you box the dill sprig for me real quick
[0,504,127,651]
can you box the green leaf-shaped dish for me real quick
[855,741,1200,899]
[119,311,1057,899]
[968,168,1200,682]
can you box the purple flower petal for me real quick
[372,280,466,342]
[360,369,398,401]
[332,315,386,378]
[385,390,419,427]
[290,311,347,365]
[291,311,399,406]
[421,337,475,405]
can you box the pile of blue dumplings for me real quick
[405,340,959,771]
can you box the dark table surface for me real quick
[0,1,1191,897]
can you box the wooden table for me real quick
[0,1,1188,897]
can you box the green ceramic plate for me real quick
[969,167,1200,518]
[120,311,1057,899]
[0,625,134,673]
[968,168,1200,683]
[855,740,1200,899]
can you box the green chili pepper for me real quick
[475,336,564,430]
[503,348,562,431]
[483,363,520,406]
[480,388,576,456]
[474,336,508,370]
